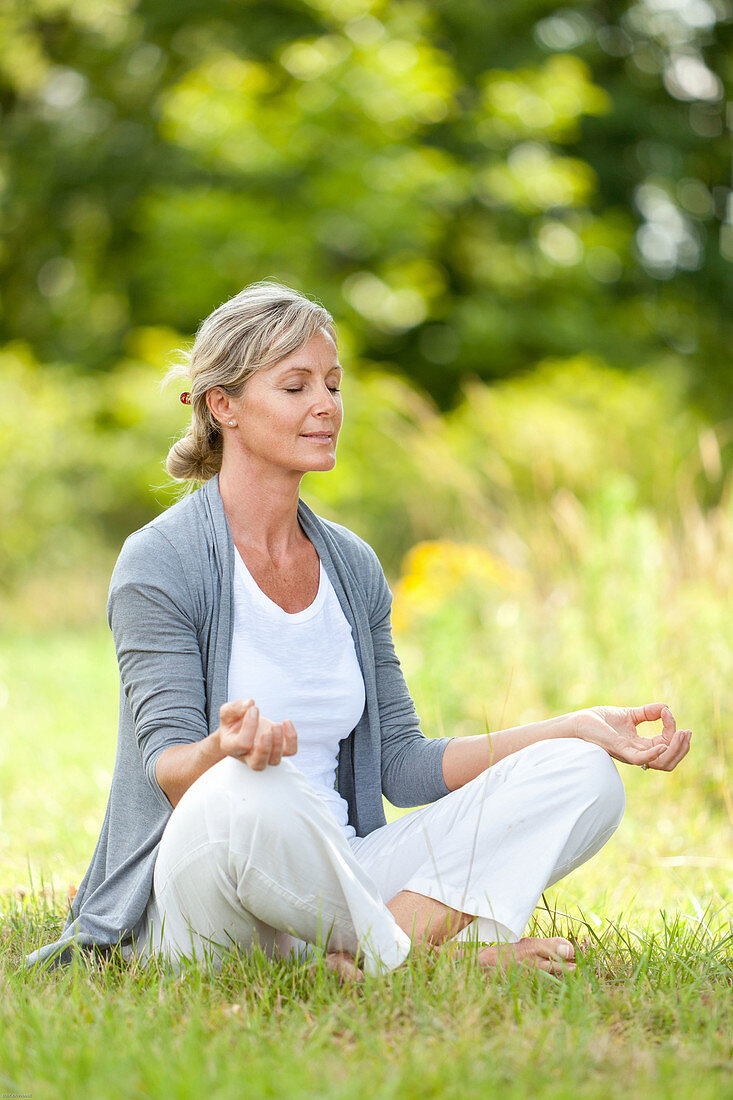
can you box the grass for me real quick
[1,604,731,1098]
[2,890,732,1100]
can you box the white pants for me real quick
[127,739,625,975]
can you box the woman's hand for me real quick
[574,703,692,771]
[217,698,298,771]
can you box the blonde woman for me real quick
[27,282,691,976]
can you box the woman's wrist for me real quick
[536,711,582,741]
[570,708,602,746]
[566,709,585,739]
[199,727,226,768]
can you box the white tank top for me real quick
[227,546,366,839]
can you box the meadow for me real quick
[1,608,731,1099]
[2,1,731,1091]
[2,357,732,1098]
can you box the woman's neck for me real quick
[217,456,306,560]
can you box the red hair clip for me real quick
[179,392,191,405]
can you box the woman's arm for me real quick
[441,703,692,791]
[109,527,296,811]
[109,527,212,809]
[360,537,691,797]
[441,712,578,791]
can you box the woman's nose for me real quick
[313,385,338,413]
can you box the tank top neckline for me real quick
[233,546,327,623]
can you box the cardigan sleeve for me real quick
[366,549,453,808]
[107,525,209,808]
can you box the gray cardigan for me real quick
[25,476,451,969]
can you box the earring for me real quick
[228,420,236,427]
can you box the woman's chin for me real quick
[305,454,337,473]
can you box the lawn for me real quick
[2,623,731,1098]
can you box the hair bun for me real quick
[166,427,222,482]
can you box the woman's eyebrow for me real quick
[277,364,343,375]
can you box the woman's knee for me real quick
[186,755,305,808]
[518,738,625,828]
[167,756,319,847]
[564,740,626,828]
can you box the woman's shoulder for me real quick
[111,486,209,588]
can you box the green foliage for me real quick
[2,337,730,601]
[0,338,188,595]
[0,0,729,410]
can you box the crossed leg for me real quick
[131,739,624,978]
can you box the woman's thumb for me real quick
[220,698,254,725]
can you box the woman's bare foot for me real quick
[309,951,364,983]
[448,936,578,975]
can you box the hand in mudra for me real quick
[218,699,298,770]
[575,703,692,771]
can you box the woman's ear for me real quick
[206,387,234,427]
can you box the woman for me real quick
[27,282,691,977]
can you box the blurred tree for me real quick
[0,0,730,411]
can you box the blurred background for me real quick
[0,0,731,922]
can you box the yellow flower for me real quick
[392,540,523,632]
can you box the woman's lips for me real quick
[301,433,334,442]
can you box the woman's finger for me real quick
[629,702,667,726]
[233,705,261,762]
[649,729,687,771]
[626,733,657,752]
[622,742,666,765]
[650,726,683,769]
[246,722,272,771]
[661,705,676,737]
[220,698,254,728]
[268,724,284,766]
[660,738,689,771]
[219,700,257,757]
[281,719,298,756]
[651,729,691,771]
[235,704,259,753]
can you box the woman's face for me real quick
[218,328,343,476]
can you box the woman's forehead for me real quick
[271,333,341,374]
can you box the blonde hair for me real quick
[164,281,336,482]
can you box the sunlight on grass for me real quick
[2,889,731,1100]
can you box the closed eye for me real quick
[285,387,340,393]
